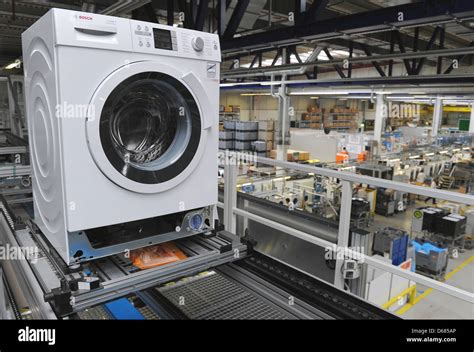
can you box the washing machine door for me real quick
[86,61,213,194]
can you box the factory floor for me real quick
[372,202,474,319]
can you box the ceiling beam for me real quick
[223,0,250,40]
[221,0,474,52]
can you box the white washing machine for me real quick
[22,9,221,264]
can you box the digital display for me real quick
[153,28,173,50]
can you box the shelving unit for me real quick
[327,110,359,132]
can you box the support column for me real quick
[275,48,289,163]
[470,103,474,134]
[431,96,443,137]
[223,161,237,234]
[373,94,385,155]
[276,90,290,162]
[334,181,353,290]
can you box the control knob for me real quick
[192,37,204,52]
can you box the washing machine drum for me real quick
[99,72,201,185]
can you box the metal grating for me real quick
[136,305,160,320]
[77,306,111,320]
[158,272,292,320]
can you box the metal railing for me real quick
[220,155,474,306]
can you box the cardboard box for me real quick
[258,120,274,131]
[258,130,274,141]
[270,149,310,162]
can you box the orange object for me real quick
[130,242,187,270]
[357,151,367,162]
[336,150,349,164]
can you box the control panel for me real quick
[130,20,220,62]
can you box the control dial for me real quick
[192,37,205,52]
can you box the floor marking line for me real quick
[396,255,474,316]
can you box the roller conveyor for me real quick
[73,252,395,320]
[0,202,396,320]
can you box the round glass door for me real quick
[99,72,201,185]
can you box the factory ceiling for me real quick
[0,0,473,83]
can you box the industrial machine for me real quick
[0,197,395,320]
[356,163,393,180]
[22,9,220,264]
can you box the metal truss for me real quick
[221,37,474,81]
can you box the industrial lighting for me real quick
[273,177,291,182]
[463,147,471,150]
[220,82,265,88]
[389,158,400,162]
[409,155,421,159]
[439,150,448,154]
[425,153,435,156]
[310,97,319,100]
[452,149,460,152]
[240,93,271,96]
[291,91,351,96]
[4,59,21,70]
[291,89,393,96]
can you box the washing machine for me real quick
[22,9,221,265]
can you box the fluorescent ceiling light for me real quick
[291,91,350,95]
[291,89,393,96]
[425,153,435,156]
[240,93,271,96]
[409,155,421,159]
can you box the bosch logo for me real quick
[78,15,93,20]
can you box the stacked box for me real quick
[270,149,310,162]
[257,120,275,153]
[219,130,234,150]
[234,140,253,150]
[235,131,258,141]
[436,214,467,237]
[258,130,274,140]
[258,120,274,131]
[234,121,258,151]
[224,120,236,130]
[235,121,258,131]
[422,208,448,232]
[251,141,267,152]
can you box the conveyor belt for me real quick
[231,253,397,320]
[130,253,395,320]
[157,271,294,320]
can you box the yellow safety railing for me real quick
[382,285,417,311]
